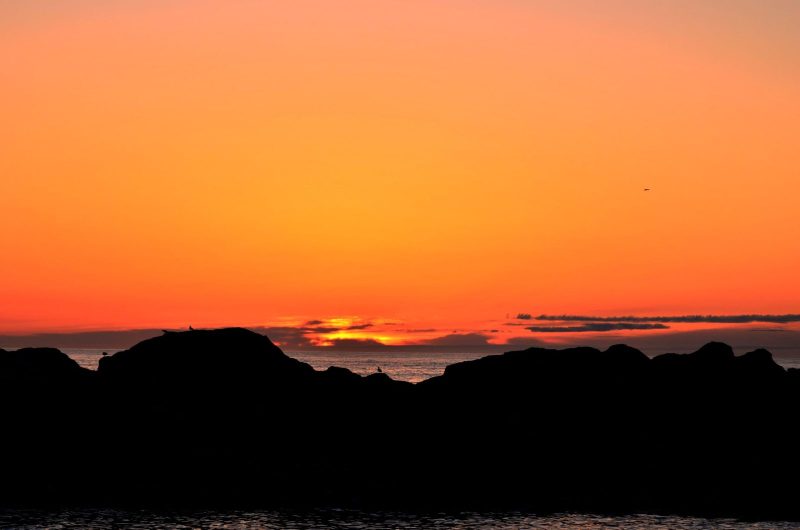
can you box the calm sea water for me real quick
[63,347,800,383]
[0,508,795,530]
[62,348,493,382]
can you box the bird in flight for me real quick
[644,188,651,191]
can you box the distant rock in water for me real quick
[97,326,314,385]
[1,329,799,521]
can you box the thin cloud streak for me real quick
[422,333,492,346]
[527,323,669,333]
[533,314,800,324]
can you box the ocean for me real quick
[62,347,800,383]
[62,348,495,382]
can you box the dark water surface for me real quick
[0,509,795,530]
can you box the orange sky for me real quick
[1,1,798,344]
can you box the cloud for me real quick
[302,320,373,332]
[259,319,377,340]
[252,326,316,349]
[535,328,800,357]
[504,336,549,348]
[532,314,800,324]
[256,325,388,350]
[303,326,341,334]
[0,323,334,351]
[515,313,532,320]
[325,338,390,350]
[527,323,669,333]
[422,333,492,346]
[0,329,163,349]
[345,323,373,330]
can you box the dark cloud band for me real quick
[532,314,800,324]
[527,323,669,333]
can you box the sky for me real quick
[1,1,798,349]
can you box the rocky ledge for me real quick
[1,328,798,520]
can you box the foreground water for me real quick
[63,347,800,383]
[0,509,795,530]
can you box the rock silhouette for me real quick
[1,328,799,520]
[0,346,89,382]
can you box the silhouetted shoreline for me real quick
[2,328,799,521]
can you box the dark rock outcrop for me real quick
[0,346,89,382]
[1,329,798,521]
[97,327,311,382]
